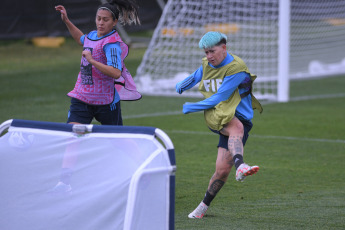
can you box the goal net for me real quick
[135,0,345,101]
[0,119,176,230]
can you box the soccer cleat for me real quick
[235,163,259,182]
[47,182,72,195]
[188,201,209,219]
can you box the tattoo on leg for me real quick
[228,157,234,167]
[220,148,234,167]
[228,135,243,157]
[208,179,225,196]
[234,138,243,154]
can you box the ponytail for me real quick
[98,0,141,25]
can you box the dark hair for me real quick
[215,38,227,46]
[98,0,140,25]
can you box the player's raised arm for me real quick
[55,5,83,46]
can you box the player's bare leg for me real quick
[207,147,233,195]
[188,147,233,218]
[221,117,259,181]
[48,122,81,194]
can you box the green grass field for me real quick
[1,39,344,229]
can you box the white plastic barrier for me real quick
[0,119,176,230]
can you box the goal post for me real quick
[135,0,345,102]
[278,0,290,102]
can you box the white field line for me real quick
[123,93,345,120]
[290,93,345,102]
[122,93,345,144]
[166,130,345,144]
[259,92,345,105]
[124,111,182,119]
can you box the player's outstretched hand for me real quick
[176,82,183,94]
[55,5,69,22]
[182,102,193,114]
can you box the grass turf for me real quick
[0,39,344,229]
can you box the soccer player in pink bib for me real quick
[55,0,141,126]
[50,0,141,194]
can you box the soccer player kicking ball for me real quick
[176,31,263,219]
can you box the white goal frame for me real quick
[0,119,176,230]
[135,0,345,102]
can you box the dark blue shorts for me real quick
[67,98,123,125]
[210,118,253,150]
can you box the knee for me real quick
[232,119,244,134]
[215,166,232,179]
[221,119,244,136]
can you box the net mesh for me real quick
[135,0,345,100]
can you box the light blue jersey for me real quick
[176,53,254,121]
